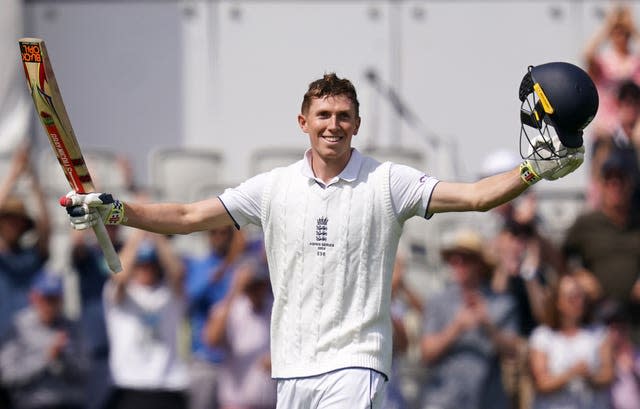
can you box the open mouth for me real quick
[321,135,343,143]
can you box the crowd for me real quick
[0,5,639,409]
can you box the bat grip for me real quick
[91,218,122,273]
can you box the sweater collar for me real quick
[300,148,362,186]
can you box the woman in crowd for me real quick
[529,275,614,409]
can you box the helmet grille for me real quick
[518,69,534,102]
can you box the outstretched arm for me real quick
[429,167,528,213]
[429,136,584,214]
[124,197,235,234]
[67,195,236,235]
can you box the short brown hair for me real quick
[301,73,360,116]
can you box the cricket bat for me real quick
[19,38,122,273]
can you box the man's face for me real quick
[208,226,233,255]
[617,99,640,130]
[31,292,63,325]
[0,215,30,246]
[298,95,360,165]
[447,251,483,287]
[602,171,633,210]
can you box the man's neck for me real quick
[311,150,352,184]
[602,205,629,228]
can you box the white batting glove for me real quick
[62,191,126,230]
[520,135,584,185]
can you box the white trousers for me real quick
[275,368,386,409]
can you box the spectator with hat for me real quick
[420,229,519,409]
[564,151,640,342]
[0,144,50,341]
[0,270,88,409]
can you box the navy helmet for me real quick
[519,62,599,157]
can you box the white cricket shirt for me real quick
[219,149,438,378]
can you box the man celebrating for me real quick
[65,64,596,407]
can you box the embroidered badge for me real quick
[309,216,333,256]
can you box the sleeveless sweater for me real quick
[261,156,402,378]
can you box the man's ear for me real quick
[353,116,361,135]
[298,113,307,132]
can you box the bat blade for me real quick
[19,37,122,273]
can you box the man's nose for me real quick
[327,115,339,130]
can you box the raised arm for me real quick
[204,263,254,347]
[0,144,50,255]
[150,233,185,296]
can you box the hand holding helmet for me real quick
[520,135,585,184]
[517,62,598,185]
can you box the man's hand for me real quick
[47,331,69,361]
[520,135,584,185]
[62,191,126,230]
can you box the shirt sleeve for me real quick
[529,325,551,352]
[389,163,439,221]
[218,172,271,228]
[0,326,48,386]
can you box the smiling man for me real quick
[64,71,592,408]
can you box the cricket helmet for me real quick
[519,62,598,159]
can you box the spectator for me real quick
[584,4,640,134]
[492,212,561,338]
[204,248,276,409]
[597,301,640,409]
[420,229,519,409]
[528,274,614,409]
[103,231,188,409]
[491,211,563,409]
[185,225,245,409]
[384,251,424,409]
[563,152,640,341]
[0,144,50,340]
[71,226,123,409]
[589,80,640,210]
[0,270,88,409]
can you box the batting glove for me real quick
[520,135,584,185]
[62,191,126,230]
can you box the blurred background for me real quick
[1,2,640,409]
[3,0,621,268]
[5,1,615,184]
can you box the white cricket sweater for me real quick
[261,157,402,379]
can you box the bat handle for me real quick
[91,218,122,273]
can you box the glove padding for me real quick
[63,191,126,230]
[520,134,584,185]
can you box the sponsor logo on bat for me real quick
[20,43,42,63]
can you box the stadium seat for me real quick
[36,147,131,196]
[361,146,426,170]
[249,147,303,176]
[149,147,224,202]
[535,188,586,243]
